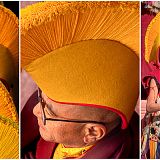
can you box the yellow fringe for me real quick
[21,2,139,33]
[0,5,19,69]
[145,12,160,63]
[0,80,18,123]
[0,115,18,159]
[149,140,157,159]
[21,2,139,67]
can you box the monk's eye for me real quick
[45,105,56,117]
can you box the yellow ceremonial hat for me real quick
[21,2,139,129]
[0,5,18,84]
[0,81,19,158]
[145,12,160,65]
[0,5,19,158]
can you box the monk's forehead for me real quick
[42,92,117,119]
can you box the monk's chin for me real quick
[39,127,57,143]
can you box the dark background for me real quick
[3,1,19,17]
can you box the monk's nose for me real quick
[33,103,42,118]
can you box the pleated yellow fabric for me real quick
[0,81,19,158]
[21,2,139,129]
[0,115,19,159]
[0,5,18,71]
[0,5,19,159]
[0,45,16,86]
[0,81,18,123]
[145,12,160,64]
[21,2,139,67]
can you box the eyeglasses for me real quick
[38,89,106,126]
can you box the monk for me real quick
[21,2,139,159]
[21,86,139,158]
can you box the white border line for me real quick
[139,1,142,159]
[19,1,21,159]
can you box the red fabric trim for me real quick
[156,47,160,67]
[48,97,128,129]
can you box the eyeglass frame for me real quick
[37,88,106,126]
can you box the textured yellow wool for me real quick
[25,40,139,124]
[0,81,19,158]
[145,12,160,63]
[0,115,19,159]
[53,143,93,159]
[0,80,18,122]
[0,5,18,70]
[21,2,139,67]
[0,45,16,85]
[0,5,19,159]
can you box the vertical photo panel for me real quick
[141,1,160,159]
[20,1,140,159]
[0,1,19,159]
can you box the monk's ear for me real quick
[83,124,106,145]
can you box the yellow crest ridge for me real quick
[0,81,18,123]
[21,1,139,67]
[21,1,139,34]
[0,5,18,25]
[0,5,19,68]
[145,12,160,63]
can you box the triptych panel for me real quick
[0,1,160,159]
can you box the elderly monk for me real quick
[21,2,139,159]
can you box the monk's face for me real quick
[33,92,120,147]
[33,92,87,148]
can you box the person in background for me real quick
[141,11,160,159]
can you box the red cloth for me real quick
[22,127,133,159]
